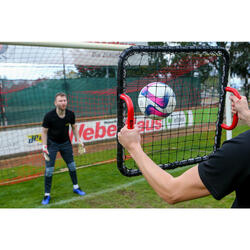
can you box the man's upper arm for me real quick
[42,127,48,133]
[172,165,210,203]
[71,112,76,125]
[42,113,50,128]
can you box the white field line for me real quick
[37,165,191,208]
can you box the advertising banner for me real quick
[0,110,195,157]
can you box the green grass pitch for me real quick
[0,125,248,208]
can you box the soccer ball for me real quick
[138,82,176,120]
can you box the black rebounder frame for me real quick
[117,46,230,177]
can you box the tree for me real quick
[230,42,250,100]
[75,65,117,78]
[174,42,249,97]
[147,42,168,67]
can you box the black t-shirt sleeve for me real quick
[42,113,50,128]
[70,111,76,125]
[198,130,250,200]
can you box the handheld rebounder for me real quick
[117,46,240,177]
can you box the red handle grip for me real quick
[221,87,241,130]
[120,93,135,129]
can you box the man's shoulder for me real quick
[66,109,75,124]
[66,109,75,117]
[66,109,74,114]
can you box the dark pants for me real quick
[44,139,78,194]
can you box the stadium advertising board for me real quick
[0,110,194,156]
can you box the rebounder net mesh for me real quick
[117,46,229,176]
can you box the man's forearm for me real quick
[128,145,176,204]
[41,131,47,145]
[72,126,80,142]
[118,125,210,204]
[242,110,250,126]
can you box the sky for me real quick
[0,42,148,80]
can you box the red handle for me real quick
[120,93,135,129]
[221,87,241,130]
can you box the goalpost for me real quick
[0,41,131,51]
[0,41,132,185]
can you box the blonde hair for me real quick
[54,92,67,101]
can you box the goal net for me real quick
[0,42,131,185]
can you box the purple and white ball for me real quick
[138,82,176,120]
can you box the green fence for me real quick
[1,74,201,126]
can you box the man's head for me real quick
[54,92,67,111]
